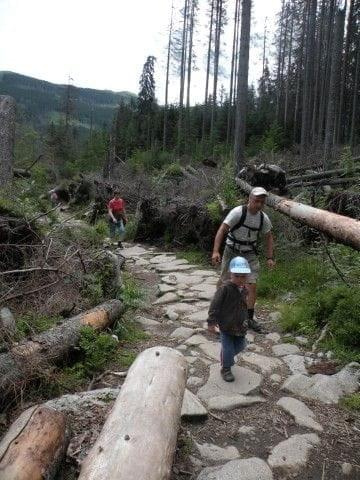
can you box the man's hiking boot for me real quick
[221,368,235,382]
[248,318,265,333]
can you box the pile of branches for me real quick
[134,197,219,251]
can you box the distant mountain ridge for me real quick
[0,71,135,131]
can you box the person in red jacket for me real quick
[108,191,127,248]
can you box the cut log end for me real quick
[0,406,69,480]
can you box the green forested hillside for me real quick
[0,71,135,131]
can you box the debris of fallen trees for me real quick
[288,177,359,188]
[288,164,360,183]
[79,347,187,480]
[134,198,219,251]
[326,191,360,219]
[238,164,287,195]
[0,405,69,480]
[235,177,360,251]
[0,299,124,405]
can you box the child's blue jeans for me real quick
[220,332,247,368]
[109,219,125,240]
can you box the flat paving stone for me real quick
[166,303,198,314]
[283,354,308,375]
[156,263,194,273]
[295,336,309,345]
[161,274,178,285]
[197,457,273,480]
[240,352,282,374]
[158,284,176,295]
[265,332,281,343]
[192,270,217,277]
[185,334,208,346]
[187,376,204,387]
[282,362,360,404]
[267,433,320,475]
[247,344,264,353]
[153,292,178,305]
[198,341,221,361]
[245,333,255,343]
[277,397,323,432]
[185,310,209,323]
[181,389,207,419]
[135,316,159,328]
[120,246,148,257]
[170,327,195,340]
[197,364,262,402]
[186,356,198,364]
[196,442,239,462]
[207,394,265,411]
[150,255,177,264]
[272,343,301,356]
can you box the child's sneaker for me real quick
[221,367,235,382]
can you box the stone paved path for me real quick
[119,243,360,480]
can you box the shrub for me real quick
[78,326,118,376]
[206,200,223,223]
[280,285,360,361]
[120,273,145,309]
[163,162,183,178]
[94,219,108,237]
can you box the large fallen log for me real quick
[289,177,359,188]
[79,346,187,480]
[288,164,360,183]
[0,405,69,480]
[235,177,360,251]
[286,155,360,175]
[0,299,124,403]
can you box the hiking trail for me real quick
[111,242,360,480]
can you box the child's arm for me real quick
[207,287,226,332]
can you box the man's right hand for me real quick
[212,251,221,265]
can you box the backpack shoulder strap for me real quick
[229,206,247,234]
[259,211,264,232]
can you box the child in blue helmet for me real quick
[207,256,250,382]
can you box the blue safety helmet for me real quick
[229,256,251,274]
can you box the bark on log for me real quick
[288,164,360,182]
[0,299,124,403]
[0,96,16,187]
[0,405,69,480]
[79,346,187,480]
[235,177,360,251]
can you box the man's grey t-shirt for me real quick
[224,206,272,252]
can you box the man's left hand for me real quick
[266,258,276,269]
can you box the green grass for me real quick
[176,248,210,267]
[257,253,331,300]
[279,285,360,363]
[120,272,145,309]
[340,393,360,411]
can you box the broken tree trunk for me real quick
[0,96,16,187]
[79,346,187,480]
[0,405,69,480]
[235,177,360,251]
[288,164,360,183]
[0,299,124,403]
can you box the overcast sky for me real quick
[0,0,280,104]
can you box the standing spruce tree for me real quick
[138,55,157,149]
[234,0,251,172]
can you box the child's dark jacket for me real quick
[208,282,248,336]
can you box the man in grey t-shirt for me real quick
[212,187,275,333]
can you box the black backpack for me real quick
[227,205,264,254]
